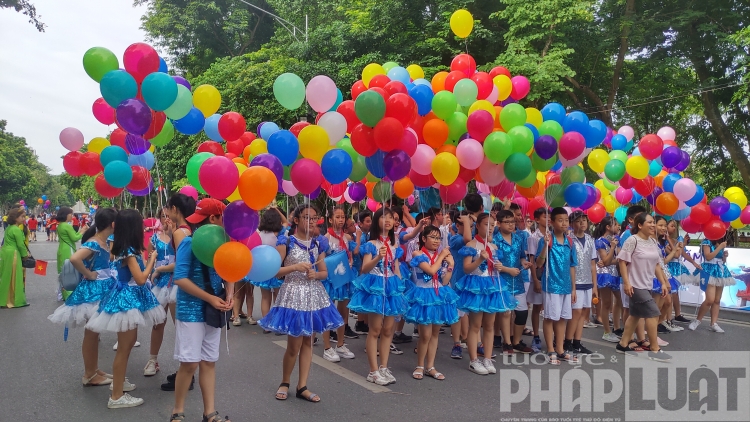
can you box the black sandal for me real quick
[275,383,290,400]
[295,386,320,402]
[169,413,185,422]
[202,411,230,422]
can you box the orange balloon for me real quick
[242,145,253,159]
[437,144,456,155]
[423,119,449,148]
[213,242,253,282]
[517,180,540,198]
[654,170,668,188]
[474,169,484,184]
[494,106,503,129]
[366,181,376,200]
[393,178,414,199]
[431,71,449,93]
[232,156,247,165]
[239,166,278,210]
[655,192,679,215]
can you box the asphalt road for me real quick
[2,234,749,422]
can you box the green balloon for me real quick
[336,137,357,161]
[150,120,174,147]
[545,184,566,207]
[561,166,585,187]
[283,165,291,181]
[273,73,306,110]
[373,181,392,203]
[83,47,119,83]
[349,156,368,181]
[366,172,380,182]
[186,152,214,194]
[355,91,386,127]
[517,170,538,188]
[382,61,399,73]
[609,150,628,163]
[603,179,617,191]
[432,91,458,120]
[508,126,534,154]
[192,224,229,266]
[538,120,564,141]
[165,85,193,120]
[604,160,626,182]
[484,132,512,164]
[532,152,557,171]
[499,103,527,130]
[504,153,532,182]
[454,79,478,107]
[447,112,468,141]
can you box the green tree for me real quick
[1,0,45,31]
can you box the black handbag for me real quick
[200,264,231,329]
[22,245,36,269]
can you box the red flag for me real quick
[34,260,48,276]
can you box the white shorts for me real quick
[543,292,572,321]
[514,290,528,311]
[620,289,630,309]
[572,288,593,310]
[174,321,221,363]
[526,281,544,305]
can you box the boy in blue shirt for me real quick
[535,207,578,364]
[619,205,646,244]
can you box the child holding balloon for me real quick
[250,210,285,326]
[594,217,623,343]
[689,236,734,333]
[665,220,701,324]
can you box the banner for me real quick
[678,246,750,312]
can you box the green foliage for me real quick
[1,0,45,31]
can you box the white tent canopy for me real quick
[72,201,88,214]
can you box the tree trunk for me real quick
[565,76,610,125]
[607,0,636,120]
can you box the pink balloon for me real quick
[412,144,436,175]
[198,156,239,200]
[290,158,323,195]
[657,126,676,141]
[60,127,85,151]
[179,185,199,200]
[510,76,530,100]
[367,198,379,212]
[618,125,634,141]
[343,189,355,204]
[485,85,499,104]
[479,158,506,186]
[306,75,337,113]
[407,194,415,205]
[673,178,697,202]
[476,182,490,194]
[614,187,633,204]
[399,128,418,157]
[490,179,515,198]
[740,205,750,225]
[466,110,494,142]
[92,98,115,125]
[237,232,261,250]
[558,132,586,160]
[455,138,484,170]
[282,179,299,196]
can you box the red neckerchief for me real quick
[475,235,494,275]
[421,247,441,294]
[328,228,350,258]
[379,236,393,277]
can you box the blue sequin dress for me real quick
[695,240,735,287]
[454,244,517,313]
[652,241,681,294]
[404,254,459,325]
[258,236,343,337]
[86,249,166,333]
[666,236,698,286]
[48,240,116,328]
[595,237,620,290]
[348,241,408,316]
[149,233,176,306]
[250,231,284,290]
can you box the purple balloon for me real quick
[674,150,691,172]
[128,180,154,197]
[383,150,411,181]
[250,153,284,190]
[534,135,558,160]
[660,146,681,169]
[116,99,152,135]
[709,196,730,216]
[459,132,471,141]
[580,185,598,210]
[349,182,366,202]
[309,186,321,200]
[500,98,517,106]
[224,201,259,240]
[257,122,266,134]
[646,187,663,206]
[172,76,191,90]
[125,134,151,155]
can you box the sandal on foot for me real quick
[202,411,230,422]
[628,341,645,352]
[275,383,290,400]
[636,340,651,351]
[169,413,185,422]
[559,352,579,363]
[522,328,533,336]
[97,369,114,378]
[295,386,320,402]
[547,352,560,365]
[426,367,445,380]
[82,373,112,386]
[412,366,424,380]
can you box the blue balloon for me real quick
[100,146,128,167]
[365,149,387,178]
[247,245,282,281]
[204,114,224,142]
[328,89,343,112]
[614,206,628,224]
[141,72,178,111]
[158,57,168,73]
[99,70,138,108]
[413,78,431,86]
[551,160,562,172]
[610,134,627,150]
[721,203,741,222]
[648,160,662,177]
[624,140,634,152]
[259,122,280,140]
[387,66,411,85]
[41,195,47,200]
[408,84,434,116]
[631,190,643,203]
[541,103,566,124]
[524,123,540,141]
[56,206,60,210]
[128,151,155,170]
[321,149,353,184]
[562,111,590,134]
[685,185,704,207]
[673,206,692,221]
[103,161,133,189]
[563,182,588,207]
[173,107,205,135]
[267,130,299,166]
[586,120,607,148]
[662,173,682,193]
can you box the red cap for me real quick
[186,198,226,224]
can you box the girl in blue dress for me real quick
[48,208,118,387]
[348,207,406,386]
[250,209,285,327]
[689,236,734,333]
[406,226,457,381]
[593,217,623,343]
[86,209,165,409]
[666,220,702,323]
[259,204,343,403]
[654,216,682,334]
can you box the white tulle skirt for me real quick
[85,307,166,333]
[47,302,100,328]
[151,285,177,306]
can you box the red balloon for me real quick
[489,66,511,79]
[383,80,408,96]
[238,132,256,147]
[619,174,636,189]
[315,112,324,125]
[123,42,160,83]
[218,112,247,142]
[587,203,606,223]
[398,128,418,157]
[444,71,466,92]
[385,93,416,127]
[198,141,224,156]
[226,139,244,156]
[634,177,655,196]
[471,72,494,99]
[142,111,166,140]
[528,196,548,218]
[374,117,404,152]
[690,203,713,224]
[490,180,514,198]
[369,74,391,89]
[351,80,367,100]
[458,165,474,183]
[289,121,310,138]
[63,151,84,177]
[439,178,467,204]
[92,97,115,125]
[225,153,237,161]
[639,134,664,160]
[546,172,561,186]
[450,54,477,77]
[369,87,390,101]
[409,169,436,188]
[80,152,103,176]
[110,128,128,150]
[409,114,426,144]
[336,100,361,133]
[680,216,702,234]
[323,181,347,198]
[94,173,124,198]
[703,218,727,241]
[127,166,151,191]
[350,124,377,157]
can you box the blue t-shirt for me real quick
[173,237,224,323]
[537,234,578,295]
[448,233,467,285]
[620,228,632,244]
[492,231,527,295]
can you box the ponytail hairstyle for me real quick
[328,204,347,231]
[594,216,614,240]
[111,209,145,257]
[166,193,196,227]
[418,225,441,248]
[289,203,319,236]
[82,208,118,243]
[370,207,395,245]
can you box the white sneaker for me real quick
[460,342,468,349]
[602,332,620,343]
[366,370,390,386]
[661,321,677,333]
[583,321,597,328]
[335,344,355,359]
[379,367,396,384]
[710,323,725,333]
[107,393,144,409]
[323,347,341,362]
[247,317,257,325]
[232,318,242,326]
[469,359,489,375]
[112,341,140,351]
[688,319,701,331]
[656,337,669,347]
[669,321,684,331]
[483,358,496,374]
[143,359,159,376]
[109,379,136,392]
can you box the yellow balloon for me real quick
[587,149,610,173]
[594,179,610,196]
[724,186,743,198]
[625,156,649,179]
[249,139,268,156]
[365,172,380,182]
[406,64,424,81]
[525,108,543,128]
[727,192,748,208]
[226,163,248,202]
[88,137,110,154]
[362,63,386,88]
[468,100,496,118]
[731,219,745,229]
[604,195,618,213]
[149,144,155,153]
[536,171,547,187]
[450,9,474,38]
[298,125,329,163]
[193,84,221,117]
[431,152,460,185]
[493,75,512,101]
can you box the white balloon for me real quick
[318,111,347,145]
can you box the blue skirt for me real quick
[404,285,459,325]
[86,283,166,332]
[348,274,407,316]
[696,263,736,287]
[322,278,351,301]
[98,283,162,314]
[454,275,518,314]
[153,272,171,289]
[652,277,680,294]
[251,277,284,290]
[597,273,620,290]
[65,278,116,306]
[258,304,344,337]
[666,261,691,277]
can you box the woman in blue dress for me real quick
[406,225,457,380]
[250,209,285,327]
[259,204,343,403]
[689,236,735,333]
[86,209,165,409]
[48,208,118,387]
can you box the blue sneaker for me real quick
[451,345,463,359]
[531,337,541,353]
[477,344,497,359]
